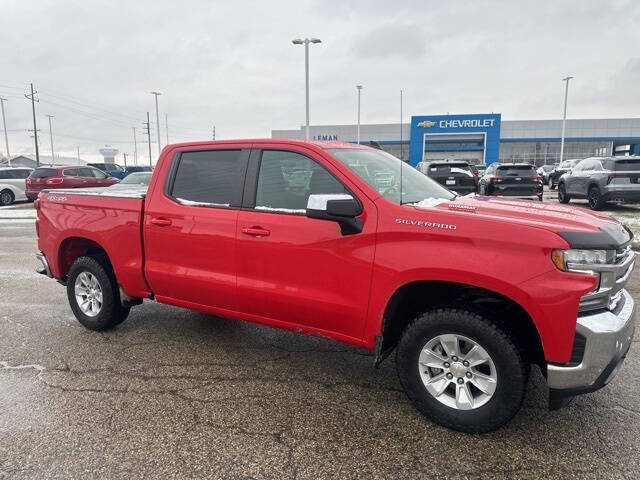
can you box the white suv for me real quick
[0,167,34,205]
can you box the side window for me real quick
[63,168,78,177]
[0,170,9,179]
[91,168,108,179]
[77,168,93,177]
[19,170,31,179]
[170,149,242,206]
[255,150,348,213]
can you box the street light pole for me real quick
[45,114,55,166]
[356,85,363,144]
[292,37,321,140]
[559,76,573,164]
[400,90,403,162]
[151,91,161,156]
[0,97,10,165]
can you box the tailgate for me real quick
[37,188,149,297]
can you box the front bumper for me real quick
[547,289,635,404]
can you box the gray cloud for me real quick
[0,0,638,163]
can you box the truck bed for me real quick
[36,187,151,298]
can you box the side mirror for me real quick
[306,194,363,235]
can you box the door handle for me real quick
[241,226,270,237]
[150,217,172,227]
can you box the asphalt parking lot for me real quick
[1,197,639,479]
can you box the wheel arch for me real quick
[57,236,115,281]
[375,280,545,369]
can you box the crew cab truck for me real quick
[34,140,636,433]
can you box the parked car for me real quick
[26,166,119,200]
[87,163,127,180]
[34,139,636,434]
[478,162,543,201]
[0,167,33,205]
[123,165,153,175]
[558,156,640,210]
[537,164,558,184]
[417,160,477,195]
[107,171,152,189]
[548,159,579,189]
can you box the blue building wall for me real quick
[409,113,501,166]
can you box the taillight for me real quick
[490,176,504,183]
[45,177,64,185]
[34,198,40,210]
[26,177,32,184]
[533,176,542,182]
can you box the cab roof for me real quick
[167,138,369,151]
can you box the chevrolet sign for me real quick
[417,120,436,128]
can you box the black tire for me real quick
[66,256,130,331]
[548,177,555,190]
[538,194,543,202]
[557,182,570,203]
[588,185,605,210]
[0,189,14,206]
[396,308,528,434]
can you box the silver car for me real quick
[558,156,640,210]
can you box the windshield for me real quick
[497,165,536,176]
[120,172,152,185]
[329,148,455,204]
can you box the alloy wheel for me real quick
[418,333,497,410]
[74,271,103,317]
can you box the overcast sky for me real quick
[1,0,639,163]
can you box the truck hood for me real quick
[412,195,631,247]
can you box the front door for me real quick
[143,147,249,311]
[235,147,376,340]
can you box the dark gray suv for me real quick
[558,156,640,210]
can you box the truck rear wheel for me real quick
[396,308,528,434]
[66,256,130,330]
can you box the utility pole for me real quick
[356,85,363,145]
[400,90,404,162]
[165,113,169,145]
[0,97,10,165]
[559,76,573,164]
[77,146,80,162]
[132,127,138,165]
[123,153,127,169]
[151,91,161,156]
[45,114,55,166]
[144,112,152,167]
[212,126,216,140]
[25,83,40,167]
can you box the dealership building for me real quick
[272,114,640,167]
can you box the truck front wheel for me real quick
[66,256,130,330]
[396,308,528,434]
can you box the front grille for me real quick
[578,246,635,313]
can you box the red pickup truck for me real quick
[34,140,636,433]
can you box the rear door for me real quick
[234,145,376,340]
[61,168,83,188]
[143,147,249,311]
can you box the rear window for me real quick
[29,168,58,179]
[428,163,472,174]
[612,159,640,172]
[497,165,536,176]
[170,150,242,206]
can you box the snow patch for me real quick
[408,198,448,209]
[255,206,306,214]
[176,198,230,207]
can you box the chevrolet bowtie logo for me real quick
[417,120,436,128]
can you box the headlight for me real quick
[551,249,615,272]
